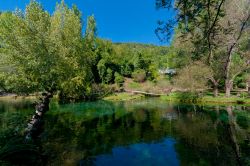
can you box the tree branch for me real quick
[225,12,250,80]
[207,0,225,64]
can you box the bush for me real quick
[105,68,114,84]
[176,92,201,103]
[174,62,212,91]
[121,63,134,77]
[132,69,146,82]
[238,82,246,89]
[59,76,90,102]
[89,84,115,99]
[114,72,124,86]
[148,65,159,81]
[240,92,248,98]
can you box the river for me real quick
[0,98,249,166]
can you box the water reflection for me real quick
[0,99,249,166]
[84,138,179,166]
[41,99,250,166]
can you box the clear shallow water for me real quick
[0,98,249,166]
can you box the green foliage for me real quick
[133,53,146,70]
[104,92,144,101]
[158,0,250,96]
[105,68,113,84]
[148,64,159,81]
[114,72,124,86]
[174,62,213,91]
[132,69,146,83]
[95,41,168,84]
[97,59,107,83]
[0,1,94,101]
[3,74,38,95]
[120,62,134,77]
[59,76,91,102]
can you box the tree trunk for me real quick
[225,80,232,97]
[210,78,219,97]
[224,47,233,98]
[25,92,53,140]
[223,13,250,98]
[247,79,250,96]
[213,86,218,97]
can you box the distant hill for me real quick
[114,42,168,49]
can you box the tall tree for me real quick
[157,0,250,97]
[0,1,51,93]
[84,15,99,82]
[0,0,92,100]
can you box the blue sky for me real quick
[0,0,176,45]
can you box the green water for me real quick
[0,98,249,166]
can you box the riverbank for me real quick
[161,92,250,105]
[0,95,37,101]
[103,92,145,101]
[103,92,250,105]
[2,91,250,105]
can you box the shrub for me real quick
[89,84,115,99]
[238,82,246,89]
[114,72,124,86]
[105,68,114,84]
[132,69,146,82]
[174,61,212,92]
[148,65,159,81]
[97,59,107,83]
[121,63,134,77]
[59,76,90,102]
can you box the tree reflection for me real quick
[40,101,250,165]
[0,99,249,165]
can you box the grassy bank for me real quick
[2,91,249,105]
[103,92,145,101]
[160,92,250,105]
[0,95,38,101]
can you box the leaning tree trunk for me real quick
[25,92,53,140]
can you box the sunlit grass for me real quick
[161,92,250,105]
[103,92,145,101]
